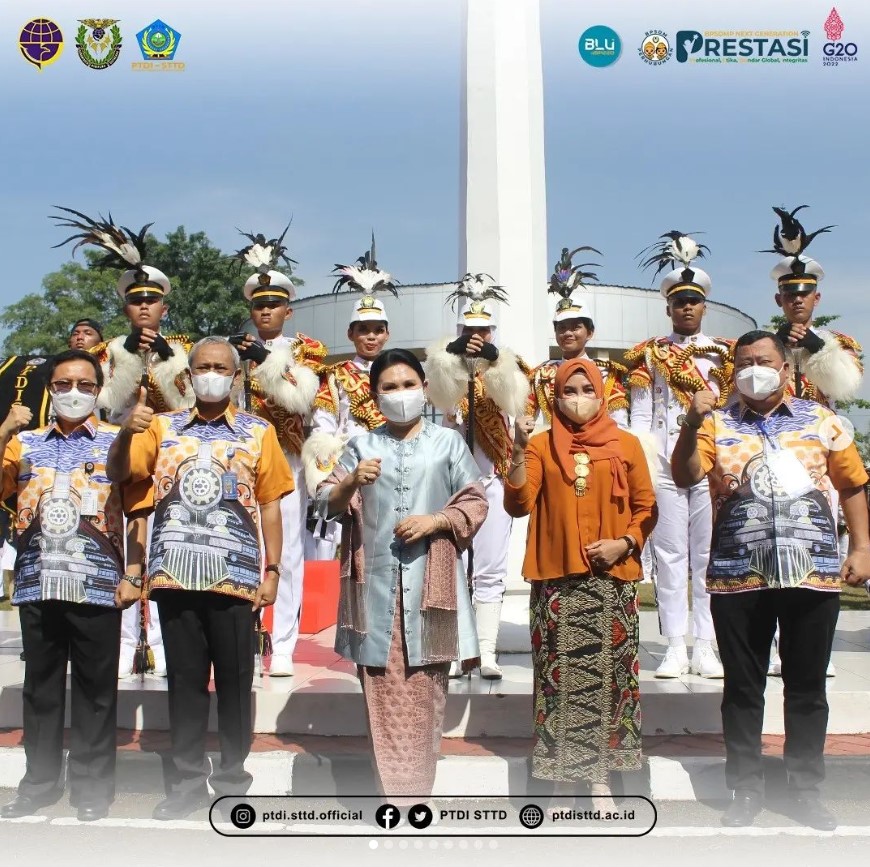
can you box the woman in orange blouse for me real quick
[505,358,657,809]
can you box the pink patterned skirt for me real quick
[358,604,450,799]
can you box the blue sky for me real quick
[2,0,868,401]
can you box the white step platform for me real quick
[2,597,869,737]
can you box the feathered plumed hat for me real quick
[638,230,712,299]
[50,206,170,300]
[332,233,397,324]
[762,205,833,292]
[446,272,509,330]
[548,245,602,322]
[231,223,298,303]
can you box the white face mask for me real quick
[735,364,784,400]
[557,395,602,425]
[50,389,97,422]
[378,388,426,424]
[190,371,235,403]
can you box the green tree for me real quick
[1,226,301,355]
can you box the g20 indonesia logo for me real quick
[823,8,857,66]
[638,30,672,65]
[578,25,621,68]
[136,20,181,60]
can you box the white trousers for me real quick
[463,474,511,604]
[122,512,162,648]
[271,453,307,657]
[304,517,338,561]
[651,464,715,641]
[121,599,163,648]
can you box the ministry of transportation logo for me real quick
[136,19,181,60]
[19,18,64,71]
[76,19,122,69]
[639,30,672,65]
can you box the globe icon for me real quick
[19,18,64,71]
[518,803,544,829]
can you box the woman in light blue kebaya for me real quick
[315,348,487,799]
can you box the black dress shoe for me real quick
[1,795,51,819]
[791,794,837,831]
[152,792,210,821]
[77,803,109,822]
[721,790,763,827]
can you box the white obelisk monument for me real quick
[460,0,549,596]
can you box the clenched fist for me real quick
[123,387,154,434]
[0,404,32,438]
[513,415,535,450]
[686,390,716,427]
[352,458,382,488]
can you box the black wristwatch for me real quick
[265,564,281,577]
[620,535,637,556]
[121,574,143,589]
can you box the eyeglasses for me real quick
[50,380,99,396]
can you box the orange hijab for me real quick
[550,358,629,500]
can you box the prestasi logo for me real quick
[638,30,672,65]
[136,20,181,60]
[823,8,857,66]
[578,25,621,68]
[19,18,64,71]
[76,19,122,70]
[676,29,810,64]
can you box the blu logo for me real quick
[578,25,622,68]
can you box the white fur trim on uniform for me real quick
[254,343,319,417]
[803,330,863,403]
[95,336,144,414]
[150,342,194,411]
[301,431,348,497]
[424,337,469,412]
[483,347,530,418]
[632,430,660,488]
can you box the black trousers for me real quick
[153,590,255,797]
[711,588,839,795]
[18,601,121,806]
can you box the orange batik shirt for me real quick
[125,404,294,602]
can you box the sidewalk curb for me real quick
[1,747,867,801]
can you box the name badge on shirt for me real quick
[79,462,98,515]
[222,472,239,501]
[79,489,98,516]
[222,445,238,500]
[767,449,815,500]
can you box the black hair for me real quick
[69,318,103,339]
[734,329,787,362]
[42,349,105,387]
[369,348,425,394]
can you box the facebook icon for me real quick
[375,803,402,830]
